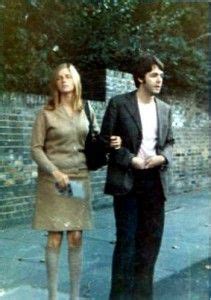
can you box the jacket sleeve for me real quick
[159,107,174,169]
[100,98,117,145]
[100,98,135,170]
[31,110,58,174]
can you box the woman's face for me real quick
[55,67,75,94]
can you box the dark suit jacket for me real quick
[100,90,174,197]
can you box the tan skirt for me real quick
[32,171,93,231]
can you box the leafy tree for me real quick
[1,0,208,95]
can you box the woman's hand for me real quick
[110,136,122,149]
[52,170,69,188]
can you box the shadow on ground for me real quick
[154,258,210,300]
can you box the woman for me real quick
[31,63,99,300]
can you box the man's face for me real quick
[139,64,164,95]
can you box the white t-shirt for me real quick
[137,100,158,162]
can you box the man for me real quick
[100,54,174,300]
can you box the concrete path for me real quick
[0,189,210,300]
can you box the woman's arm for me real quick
[31,110,58,174]
[31,110,69,187]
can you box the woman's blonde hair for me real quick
[45,63,83,111]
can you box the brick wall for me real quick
[0,70,209,228]
[0,93,45,227]
[168,94,210,193]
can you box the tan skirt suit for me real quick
[31,103,98,231]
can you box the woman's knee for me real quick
[47,231,63,249]
[67,231,82,248]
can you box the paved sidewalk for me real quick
[0,189,210,300]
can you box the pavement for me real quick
[0,189,210,300]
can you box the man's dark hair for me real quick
[133,54,164,88]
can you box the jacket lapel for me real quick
[124,91,142,132]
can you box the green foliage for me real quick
[1,0,208,95]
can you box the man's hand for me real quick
[110,136,122,149]
[131,156,146,169]
[145,155,165,169]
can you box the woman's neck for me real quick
[60,92,74,107]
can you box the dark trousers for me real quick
[110,169,165,300]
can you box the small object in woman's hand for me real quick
[55,182,73,197]
[55,180,85,199]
